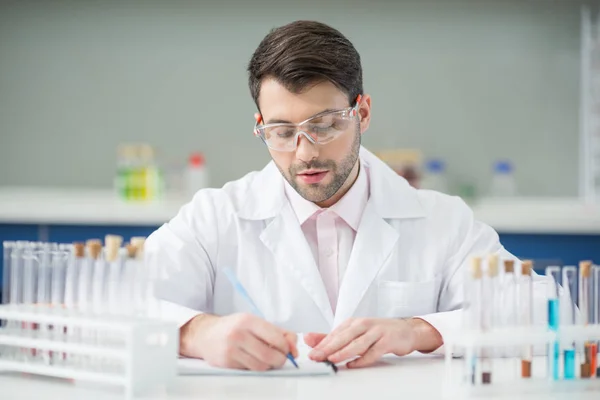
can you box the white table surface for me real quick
[1,355,599,400]
[0,187,600,234]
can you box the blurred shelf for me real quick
[0,187,188,226]
[0,187,599,234]
[470,197,600,234]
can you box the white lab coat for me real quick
[146,147,550,347]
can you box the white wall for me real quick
[0,0,591,196]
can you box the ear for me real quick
[358,94,371,135]
[254,113,262,123]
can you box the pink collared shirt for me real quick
[284,163,369,313]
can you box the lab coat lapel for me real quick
[333,200,399,326]
[259,202,335,327]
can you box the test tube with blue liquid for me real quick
[546,266,561,381]
[561,266,577,380]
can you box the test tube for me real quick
[2,242,15,332]
[561,266,577,379]
[2,241,15,308]
[593,264,600,377]
[465,256,482,385]
[105,235,123,317]
[131,237,148,316]
[546,265,561,381]
[122,244,137,316]
[50,247,68,364]
[501,260,519,375]
[64,243,83,367]
[36,244,54,364]
[520,260,534,378]
[91,241,107,316]
[481,254,498,384]
[64,243,83,311]
[580,261,596,378]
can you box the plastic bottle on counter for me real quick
[489,160,517,197]
[421,159,448,194]
[115,144,136,201]
[186,152,209,196]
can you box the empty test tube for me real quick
[131,237,149,316]
[465,256,482,385]
[481,254,498,384]
[520,260,534,378]
[50,247,68,364]
[501,260,518,372]
[546,265,561,381]
[105,235,123,316]
[2,242,15,308]
[579,261,596,378]
[561,266,577,380]
[64,243,83,310]
[2,242,15,329]
[120,244,138,316]
[594,265,600,377]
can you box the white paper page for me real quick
[178,357,336,376]
[177,333,336,376]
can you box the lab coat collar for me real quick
[237,146,427,220]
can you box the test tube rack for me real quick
[0,304,178,399]
[443,325,600,397]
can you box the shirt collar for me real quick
[284,161,369,230]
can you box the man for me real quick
[146,20,548,371]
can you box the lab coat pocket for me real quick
[377,280,437,318]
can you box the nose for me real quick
[295,131,319,163]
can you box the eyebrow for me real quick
[265,108,339,125]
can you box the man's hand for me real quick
[180,313,298,371]
[305,318,442,368]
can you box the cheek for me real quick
[269,151,293,173]
[323,132,356,160]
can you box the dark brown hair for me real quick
[247,20,363,108]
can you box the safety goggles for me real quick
[253,95,362,152]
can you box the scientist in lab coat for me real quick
[146,20,548,371]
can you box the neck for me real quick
[315,161,360,208]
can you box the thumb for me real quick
[304,332,327,348]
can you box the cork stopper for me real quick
[487,254,499,277]
[125,243,137,258]
[131,236,145,258]
[105,235,123,262]
[580,261,592,278]
[504,260,515,274]
[86,239,102,260]
[470,256,482,279]
[73,242,85,258]
[521,260,532,276]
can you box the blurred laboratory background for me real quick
[0,0,599,271]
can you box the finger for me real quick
[234,347,272,371]
[304,332,327,348]
[311,319,353,351]
[346,341,387,369]
[328,329,382,364]
[241,333,287,368]
[310,324,368,361]
[248,319,290,355]
[284,331,299,358]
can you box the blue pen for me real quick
[222,268,299,368]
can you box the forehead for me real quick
[257,78,349,123]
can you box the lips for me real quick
[297,170,329,184]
